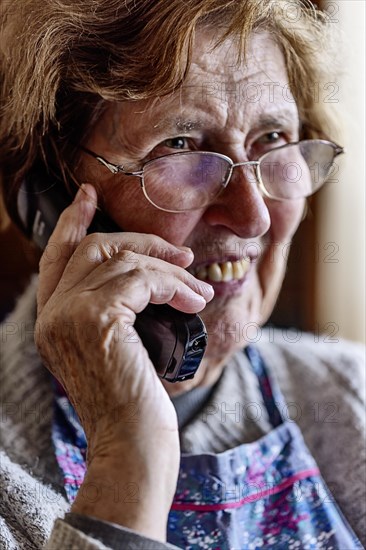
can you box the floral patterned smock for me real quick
[167,346,364,550]
[52,346,364,549]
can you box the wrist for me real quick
[85,404,179,462]
[72,437,180,542]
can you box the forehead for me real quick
[189,29,286,82]
[108,32,298,144]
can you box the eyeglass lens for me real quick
[260,141,338,200]
[142,141,338,211]
[143,153,231,211]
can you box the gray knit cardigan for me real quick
[1,276,365,549]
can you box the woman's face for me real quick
[80,31,304,376]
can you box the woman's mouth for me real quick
[190,257,252,284]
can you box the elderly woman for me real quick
[0,0,365,549]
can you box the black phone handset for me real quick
[16,166,208,382]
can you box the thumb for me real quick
[37,183,97,314]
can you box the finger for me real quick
[37,183,97,314]
[82,233,194,267]
[83,264,211,315]
[56,233,194,291]
[78,251,214,311]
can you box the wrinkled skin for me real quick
[35,31,304,539]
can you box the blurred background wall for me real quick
[315,0,365,343]
[269,0,365,344]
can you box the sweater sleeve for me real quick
[45,516,181,550]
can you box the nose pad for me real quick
[204,162,271,238]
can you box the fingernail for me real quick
[74,184,85,203]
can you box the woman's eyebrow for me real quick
[152,117,204,134]
[255,111,300,131]
[149,110,299,136]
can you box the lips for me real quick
[191,257,251,283]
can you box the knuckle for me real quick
[83,232,103,245]
[77,233,116,264]
[112,249,139,264]
[148,236,174,257]
[119,267,150,296]
[123,265,147,285]
[79,232,103,255]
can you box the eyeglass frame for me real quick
[80,139,344,213]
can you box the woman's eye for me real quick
[144,136,193,163]
[162,137,190,150]
[257,131,283,144]
[249,131,288,158]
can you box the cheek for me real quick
[257,198,304,310]
[101,177,202,245]
[266,198,305,244]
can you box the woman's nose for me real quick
[202,163,271,238]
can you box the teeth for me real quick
[207,263,222,282]
[195,258,250,283]
[233,260,244,279]
[221,261,233,281]
[196,266,208,280]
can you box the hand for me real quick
[35,184,214,538]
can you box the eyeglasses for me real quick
[81,139,344,213]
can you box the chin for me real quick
[201,293,259,359]
[201,268,284,361]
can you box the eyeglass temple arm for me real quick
[80,146,122,174]
[80,146,144,177]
